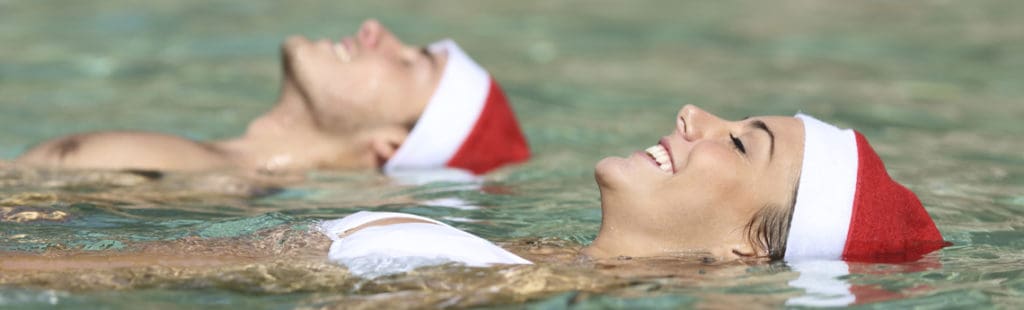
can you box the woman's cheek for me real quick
[689,144,739,171]
[685,144,745,190]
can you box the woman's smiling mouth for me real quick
[644,139,675,174]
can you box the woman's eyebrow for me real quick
[419,46,437,68]
[748,120,775,160]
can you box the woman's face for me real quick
[280,19,446,134]
[587,105,805,260]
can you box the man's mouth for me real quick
[644,141,674,173]
[333,39,352,63]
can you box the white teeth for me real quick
[333,43,351,63]
[644,145,674,173]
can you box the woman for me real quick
[320,104,948,277]
[14,19,530,176]
[0,106,947,277]
[588,104,948,262]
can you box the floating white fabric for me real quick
[319,211,531,278]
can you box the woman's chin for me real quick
[594,156,628,189]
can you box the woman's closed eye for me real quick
[729,133,746,154]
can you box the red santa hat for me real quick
[383,39,530,176]
[785,114,948,262]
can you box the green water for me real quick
[2,0,1023,308]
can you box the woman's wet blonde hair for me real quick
[742,182,799,260]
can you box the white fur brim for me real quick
[383,39,489,175]
[785,114,859,260]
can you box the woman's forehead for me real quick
[756,116,802,136]
[755,115,805,179]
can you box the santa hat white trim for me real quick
[785,114,859,260]
[383,39,489,174]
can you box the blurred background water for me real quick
[1,0,1022,308]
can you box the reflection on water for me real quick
[2,0,1024,308]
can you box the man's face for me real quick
[281,19,447,134]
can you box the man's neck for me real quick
[213,86,370,173]
[216,120,370,173]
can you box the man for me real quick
[16,19,530,176]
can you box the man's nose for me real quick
[358,19,383,49]
[357,18,405,54]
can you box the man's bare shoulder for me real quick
[16,131,232,171]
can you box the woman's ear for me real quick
[366,126,409,166]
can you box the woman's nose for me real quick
[677,104,729,141]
